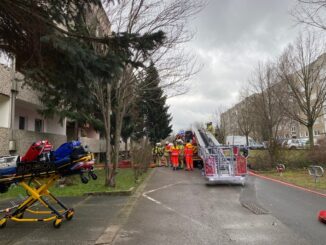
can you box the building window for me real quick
[291,126,296,132]
[314,130,320,136]
[19,116,26,130]
[35,119,43,133]
[305,131,308,137]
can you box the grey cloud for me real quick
[168,0,301,132]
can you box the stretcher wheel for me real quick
[53,218,62,228]
[0,218,7,229]
[65,209,74,221]
[81,175,89,184]
[90,172,97,180]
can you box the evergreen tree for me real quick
[0,0,165,186]
[135,63,172,145]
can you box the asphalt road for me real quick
[253,175,326,244]
[113,167,315,245]
[0,195,128,245]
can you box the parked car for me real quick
[282,139,304,150]
[299,138,309,148]
[226,136,264,149]
[249,142,265,150]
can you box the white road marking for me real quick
[143,181,184,195]
[142,182,211,229]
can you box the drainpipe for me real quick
[9,56,17,154]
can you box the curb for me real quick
[95,168,156,245]
[84,187,135,196]
[249,171,326,198]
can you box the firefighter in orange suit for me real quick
[171,142,179,171]
[184,143,194,171]
[164,141,171,167]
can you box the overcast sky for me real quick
[166,0,301,133]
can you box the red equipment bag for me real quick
[318,210,326,224]
[21,140,53,162]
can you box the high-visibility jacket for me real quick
[184,146,193,157]
[164,145,171,156]
[171,146,179,167]
[153,146,163,156]
[176,144,184,155]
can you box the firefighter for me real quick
[176,139,184,169]
[164,141,171,167]
[171,142,179,171]
[184,142,194,171]
[152,143,163,167]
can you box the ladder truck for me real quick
[192,127,248,185]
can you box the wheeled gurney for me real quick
[0,140,96,228]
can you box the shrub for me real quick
[248,149,311,170]
[309,139,326,168]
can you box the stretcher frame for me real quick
[0,153,95,229]
[0,174,74,228]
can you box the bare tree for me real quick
[213,106,228,144]
[102,0,206,186]
[292,0,326,31]
[236,89,255,146]
[278,33,326,147]
[110,67,135,186]
[105,0,206,96]
[249,62,285,165]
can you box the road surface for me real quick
[253,174,326,244]
[113,167,324,244]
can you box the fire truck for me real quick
[179,127,248,185]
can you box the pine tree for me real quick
[135,63,172,145]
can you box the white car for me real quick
[282,139,304,150]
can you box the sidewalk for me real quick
[0,169,155,245]
[0,195,128,245]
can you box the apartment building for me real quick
[0,3,110,157]
[221,54,326,143]
[0,63,67,155]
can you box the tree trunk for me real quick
[245,134,249,146]
[307,124,314,148]
[125,139,128,153]
[108,105,124,187]
[105,83,112,187]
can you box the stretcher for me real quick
[0,140,96,228]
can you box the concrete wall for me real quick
[80,137,106,153]
[0,127,67,156]
[46,117,66,136]
[0,95,10,128]
[0,64,11,96]
[0,127,9,156]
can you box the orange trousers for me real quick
[171,156,179,167]
[185,155,193,170]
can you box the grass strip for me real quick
[0,168,149,199]
[258,169,326,192]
